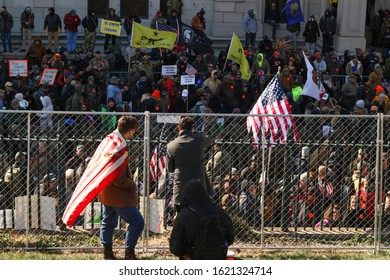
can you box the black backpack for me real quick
[188,205,227,260]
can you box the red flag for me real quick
[246,75,299,145]
[62,130,128,226]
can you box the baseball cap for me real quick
[5,81,13,87]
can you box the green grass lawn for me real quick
[1,250,390,260]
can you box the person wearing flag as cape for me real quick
[98,116,144,260]
[62,116,144,260]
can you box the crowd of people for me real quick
[3,4,390,258]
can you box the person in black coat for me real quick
[303,15,320,56]
[169,179,235,260]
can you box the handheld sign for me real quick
[100,19,121,36]
[40,69,58,85]
[180,75,195,85]
[8,60,28,77]
[162,65,177,76]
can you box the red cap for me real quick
[376,85,385,93]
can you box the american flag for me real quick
[246,75,299,145]
[319,181,334,197]
[150,144,167,188]
[156,22,177,33]
[62,130,128,226]
[185,64,197,77]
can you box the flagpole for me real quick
[128,23,135,74]
[223,33,235,74]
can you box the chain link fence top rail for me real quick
[0,111,388,251]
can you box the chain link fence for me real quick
[0,111,389,252]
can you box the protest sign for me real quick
[162,65,177,76]
[8,60,28,77]
[40,69,58,85]
[180,75,195,85]
[100,19,121,36]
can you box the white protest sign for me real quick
[180,75,195,85]
[40,69,58,85]
[8,60,28,77]
[162,65,177,76]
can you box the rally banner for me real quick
[62,130,128,226]
[131,22,177,50]
[100,19,122,36]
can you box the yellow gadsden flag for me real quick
[227,33,251,81]
[131,22,177,50]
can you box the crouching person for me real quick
[169,179,235,260]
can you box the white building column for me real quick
[333,0,367,53]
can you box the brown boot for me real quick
[103,246,117,260]
[124,248,137,260]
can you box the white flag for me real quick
[302,52,326,100]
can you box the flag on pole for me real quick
[301,51,327,100]
[178,22,213,54]
[246,75,299,145]
[62,130,128,226]
[150,146,167,183]
[227,33,252,81]
[131,22,178,50]
[185,64,197,77]
[284,0,305,25]
[156,22,177,33]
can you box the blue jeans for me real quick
[244,32,256,49]
[66,31,78,51]
[1,31,12,52]
[305,42,316,56]
[100,204,144,249]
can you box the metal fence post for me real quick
[375,113,384,252]
[142,111,151,251]
[25,112,31,248]
[260,115,266,248]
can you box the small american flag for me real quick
[150,145,167,183]
[156,22,177,33]
[185,64,197,77]
[319,181,334,197]
[246,75,298,145]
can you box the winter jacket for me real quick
[20,7,34,29]
[242,9,258,34]
[303,20,320,43]
[0,12,13,32]
[107,84,125,105]
[319,11,336,34]
[169,180,234,259]
[98,130,138,208]
[64,10,81,33]
[44,12,62,32]
[82,13,99,32]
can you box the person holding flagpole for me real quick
[283,0,305,52]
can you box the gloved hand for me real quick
[43,29,47,35]
[58,28,62,34]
